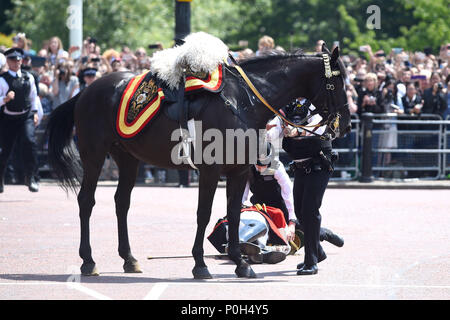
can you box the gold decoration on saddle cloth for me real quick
[184,64,224,93]
[116,72,165,139]
[116,65,224,139]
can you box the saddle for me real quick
[116,32,228,140]
[163,64,226,122]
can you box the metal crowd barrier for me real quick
[36,117,50,176]
[35,112,450,182]
[444,115,450,178]
[331,114,360,181]
[360,113,450,181]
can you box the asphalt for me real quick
[86,178,450,190]
[1,183,449,300]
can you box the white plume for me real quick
[150,32,228,89]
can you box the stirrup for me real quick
[177,128,198,170]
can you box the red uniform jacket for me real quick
[207,205,288,253]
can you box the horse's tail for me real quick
[46,93,82,193]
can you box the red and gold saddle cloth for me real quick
[116,64,224,139]
[116,72,165,139]
[184,64,224,93]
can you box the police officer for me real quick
[266,98,338,275]
[242,143,296,240]
[242,142,344,252]
[0,48,42,193]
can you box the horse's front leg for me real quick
[226,166,257,278]
[192,166,220,279]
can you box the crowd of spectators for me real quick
[232,36,450,120]
[0,34,161,117]
[0,33,164,183]
[231,36,450,178]
[1,32,449,181]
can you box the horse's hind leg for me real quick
[192,166,220,279]
[110,147,141,273]
[78,151,106,276]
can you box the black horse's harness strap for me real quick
[233,65,326,137]
[219,91,248,125]
[217,62,250,125]
[224,53,345,139]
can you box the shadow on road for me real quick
[0,269,297,284]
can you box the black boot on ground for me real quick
[297,264,318,275]
[25,176,39,192]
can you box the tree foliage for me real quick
[4,0,449,55]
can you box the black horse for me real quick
[46,43,350,279]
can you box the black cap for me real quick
[83,67,97,77]
[285,99,310,125]
[4,47,24,60]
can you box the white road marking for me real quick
[1,282,449,290]
[66,282,112,300]
[388,254,450,299]
[143,283,169,300]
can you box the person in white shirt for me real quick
[0,48,42,193]
[242,142,344,260]
[242,143,297,242]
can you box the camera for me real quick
[375,64,385,72]
[31,56,46,68]
[386,89,393,100]
[359,45,368,52]
[437,82,443,91]
[411,75,426,81]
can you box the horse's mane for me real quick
[238,48,347,80]
[238,49,320,67]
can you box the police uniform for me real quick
[79,67,98,91]
[244,163,295,220]
[0,48,42,193]
[266,98,338,275]
[242,147,344,252]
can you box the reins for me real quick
[234,65,325,132]
[232,53,344,139]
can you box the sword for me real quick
[147,253,229,260]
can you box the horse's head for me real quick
[234,46,351,138]
[307,43,351,139]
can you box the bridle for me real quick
[233,53,346,140]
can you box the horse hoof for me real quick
[123,260,143,273]
[192,266,213,279]
[80,263,99,276]
[235,265,257,278]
